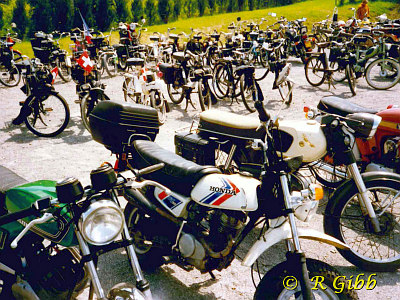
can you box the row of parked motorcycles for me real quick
[1,11,400,300]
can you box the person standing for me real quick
[356,0,370,20]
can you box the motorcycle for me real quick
[304,96,399,186]
[0,164,152,300]
[87,99,357,299]
[174,96,400,271]
[282,18,314,64]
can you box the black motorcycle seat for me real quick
[0,166,28,195]
[130,140,220,196]
[199,110,265,140]
[318,96,378,117]
[169,34,179,40]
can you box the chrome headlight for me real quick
[79,199,124,246]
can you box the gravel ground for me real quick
[1,59,399,299]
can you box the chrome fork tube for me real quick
[75,230,106,299]
[224,144,237,172]
[348,162,381,232]
[280,174,301,252]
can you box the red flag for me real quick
[51,67,58,84]
[77,51,94,73]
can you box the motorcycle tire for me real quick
[305,56,326,87]
[365,58,400,90]
[309,159,348,189]
[167,83,185,104]
[345,64,357,96]
[254,258,358,300]
[104,53,118,78]
[118,56,128,71]
[212,63,230,100]
[80,92,109,132]
[324,174,400,272]
[331,61,347,83]
[0,63,21,87]
[150,90,167,125]
[24,92,70,137]
[56,58,72,82]
[198,77,212,111]
[240,75,256,113]
[124,203,166,271]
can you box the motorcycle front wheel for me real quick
[198,78,212,111]
[254,258,358,300]
[56,58,72,82]
[324,176,400,271]
[25,93,70,137]
[80,92,109,132]
[150,90,167,124]
[0,63,21,87]
[104,53,118,77]
[365,58,400,90]
[345,64,357,96]
[124,203,166,270]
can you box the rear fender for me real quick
[242,221,349,267]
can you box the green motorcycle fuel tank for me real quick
[1,180,78,247]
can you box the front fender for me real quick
[241,221,349,267]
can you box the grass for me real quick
[13,0,400,58]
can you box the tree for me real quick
[0,5,3,32]
[131,0,144,22]
[29,0,54,35]
[238,0,245,11]
[184,0,197,17]
[198,0,206,16]
[12,0,28,38]
[115,0,131,21]
[248,0,254,10]
[158,0,171,23]
[208,0,215,13]
[94,0,117,31]
[73,0,95,29]
[145,0,158,25]
[172,0,182,20]
[52,0,74,32]
[227,0,238,12]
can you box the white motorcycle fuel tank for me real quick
[154,187,191,218]
[191,173,259,211]
[272,119,327,163]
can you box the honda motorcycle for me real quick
[174,96,400,272]
[0,165,151,300]
[88,99,357,299]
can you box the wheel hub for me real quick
[364,212,395,236]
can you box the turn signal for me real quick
[311,184,324,201]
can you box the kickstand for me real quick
[209,271,216,280]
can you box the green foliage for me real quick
[12,0,28,38]
[131,0,144,22]
[173,0,182,19]
[158,0,172,23]
[29,0,54,35]
[208,0,216,11]
[115,0,131,21]
[184,0,198,17]
[198,0,207,16]
[53,0,74,32]
[145,0,158,25]
[0,5,4,31]
[227,0,238,12]
[73,0,95,29]
[94,0,116,31]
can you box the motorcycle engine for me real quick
[179,205,245,272]
[382,137,400,172]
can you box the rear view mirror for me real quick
[237,17,241,21]
[11,23,16,28]
[141,18,146,24]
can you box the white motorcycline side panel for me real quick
[277,119,327,162]
[191,173,259,211]
[154,187,191,218]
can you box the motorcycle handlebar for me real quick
[0,205,39,226]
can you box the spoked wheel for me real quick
[56,58,72,82]
[324,177,400,271]
[240,75,256,113]
[365,58,400,90]
[104,53,118,77]
[122,77,139,102]
[254,258,358,300]
[150,90,167,124]
[278,80,293,105]
[212,63,230,100]
[24,93,70,137]
[198,78,212,111]
[118,56,128,71]
[0,63,21,87]
[345,64,357,96]
[308,159,348,189]
[124,204,166,270]
[305,56,326,86]
[330,61,346,83]
[167,83,184,104]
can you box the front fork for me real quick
[280,174,314,300]
[348,162,381,232]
